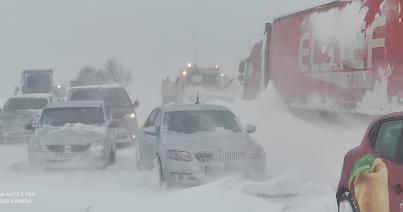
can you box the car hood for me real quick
[32,123,108,145]
[0,110,42,130]
[161,129,258,152]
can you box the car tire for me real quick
[134,143,142,171]
[338,192,358,212]
[152,156,164,186]
[110,145,116,165]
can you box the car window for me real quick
[72,89,103,101]
[368,122,380,146]
[39,107,105,127]
[103,88,131,105]
[3,98,48,112]
[71,88,131,106]
[375,120,403,162]
[162,110,242,134]
[144,109,159,127]
[153,110,162,132]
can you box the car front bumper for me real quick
[1,130,33,144]
[162,157,266,186]
[29,146,108,168]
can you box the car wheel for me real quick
[152,156,164,186]
[110,145,116,165]
[338,192,357,212]
[134,143,142,171]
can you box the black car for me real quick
[67,85,140,148]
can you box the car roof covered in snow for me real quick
[69,84,124,90]
[8,93,54,100]
[46,101,104,109]
[161,104,230,112]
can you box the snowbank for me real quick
[215,83,367,186]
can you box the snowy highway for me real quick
[0,85,368,212]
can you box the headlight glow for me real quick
[167,150,193,161]
[129,113,136,119]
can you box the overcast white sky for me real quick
[0,0,329,99]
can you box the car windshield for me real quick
[39,107,105,127]
[163,110,242,133]
[3,98,48,112]
[72,88,131,105]
[109,106,134,119]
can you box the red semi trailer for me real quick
[239,0,403,115]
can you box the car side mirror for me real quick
[246,124,257,134]
[25,123,36,131]
[144,126,157,136]
[133,100,140,108]
[108,121,120,128]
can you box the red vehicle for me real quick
[337,112,403,212]
[239,0,403,115]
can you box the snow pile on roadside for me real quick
[241,174,336,212]
[209,173,336,212]
[216,83,367,186]
[255,84,366,186]
[0,172,280,212]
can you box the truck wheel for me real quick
[338,192,357,212]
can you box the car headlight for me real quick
[247,149,263,159]
[129,113,136,119]
[167,150,193,161]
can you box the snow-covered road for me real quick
[0,84,370,212]
[0,145,336,212]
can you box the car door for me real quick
[372,119,403,212]
[139,108,159,168]
[148,110,162,163]
[105,107,117,147]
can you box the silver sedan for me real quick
[135,104,266,186]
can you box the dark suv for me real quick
[67,85,139,148]
[337,112,403,212]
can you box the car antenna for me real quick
[195,91,200,104]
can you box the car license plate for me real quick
[205,164,238,175]
[54,153,79,160]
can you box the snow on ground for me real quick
[0,84,371,212]
[211,83,367,186]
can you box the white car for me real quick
[135,104,266,186]
[27,101,118,168]
[0,93,57,144]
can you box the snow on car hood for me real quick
[32,123,107,145]
[0,110,42,130]
[161,128,258,152]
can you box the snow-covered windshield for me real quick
[39,107,105,127]
[163,110,242,133]
[72,88,131,105]
[3,98,48,112]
